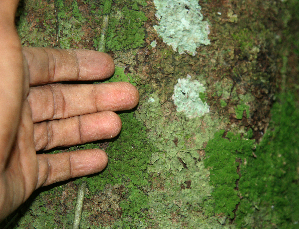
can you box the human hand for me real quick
[0,0,139,220]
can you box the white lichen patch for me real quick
[153,0,210,55]
[172,75,210,118]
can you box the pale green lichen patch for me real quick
[135,93,230,227]
[153,0,210,55]
[172,76,210,118]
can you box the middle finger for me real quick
[34,111,121,151]
[28,82,139,123]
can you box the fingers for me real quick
[36,149,108,187]
[28,82,139,123]
[22,48,115,85]
[34,111,121,151]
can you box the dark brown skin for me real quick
[0,0,139,220]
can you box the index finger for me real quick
[22,48,115,86]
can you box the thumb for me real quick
[0,0,24,169]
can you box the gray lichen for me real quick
[172,75,210,118]
[153,0,210,55]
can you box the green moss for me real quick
[56,0,86,49]
[220,99,227,107]
[235,103,250,119]
[203,92,299,227]
[204,130,255,219]
[106,66,137,86]
[103,0,112,15]
[17,0,86,48]
[11,186,75,228]
[82,112,155,227]
[88,114,152,191]
[105,1,147,51]
[236,92,299,228]
[17,1,56,47]
[19,0,148,51]
[232,28,255,54]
